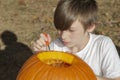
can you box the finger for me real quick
[36,39,45,47]
[43,33,50,46]
[36,39,48,51]
[47,34,51,43]
[33,46,40,52]
[31,41,41,51]
[41,46,48,51]
[40,33,47,41]
[41,33,51,45]
[39,38,46,46]
[39,33,48,46]
[33,41,42,50]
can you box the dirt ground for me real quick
[0,0,120,80]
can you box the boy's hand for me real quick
[31,33,51,53]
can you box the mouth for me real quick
[60,38,71,46]
[62,41,70,45]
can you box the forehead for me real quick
[70,20,83,29]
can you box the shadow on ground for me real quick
[0,30,33,80]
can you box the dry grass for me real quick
[0,0,120,48]
[0,0,120,79]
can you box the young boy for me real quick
[32,0,120,80]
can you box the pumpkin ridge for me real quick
[78,63,96,79]
[48,67,67,80]
[34,64,51,80]
[74,64,89,80]
[75,64,96,80]
[70,66,82,80]
[24,61,42,80]
[17,59,39,77]
[19,54,38,71]
[17,61,38,79]
[17,60,42,80]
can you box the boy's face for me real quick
[58,20,94,50]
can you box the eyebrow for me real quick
[69,27,77,30]
[70,25,78,29]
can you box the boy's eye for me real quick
[69,29,75,32]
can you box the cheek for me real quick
[70,32,83,42]
[70,33,79,41]
[71,34,77,38]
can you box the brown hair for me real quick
[54,0,98,31]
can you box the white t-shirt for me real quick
[49,33,120,78]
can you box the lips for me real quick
[62,41,69,45]
[60,38,70,45]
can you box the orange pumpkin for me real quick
[17,51,96,80]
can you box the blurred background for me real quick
[0,0,120,49]
[0,0,120,79]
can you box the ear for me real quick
[86,24,96,33]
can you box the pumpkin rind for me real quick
[17,51,97,80]
[37,51,74,64]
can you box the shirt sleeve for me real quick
[101,37,120,78]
